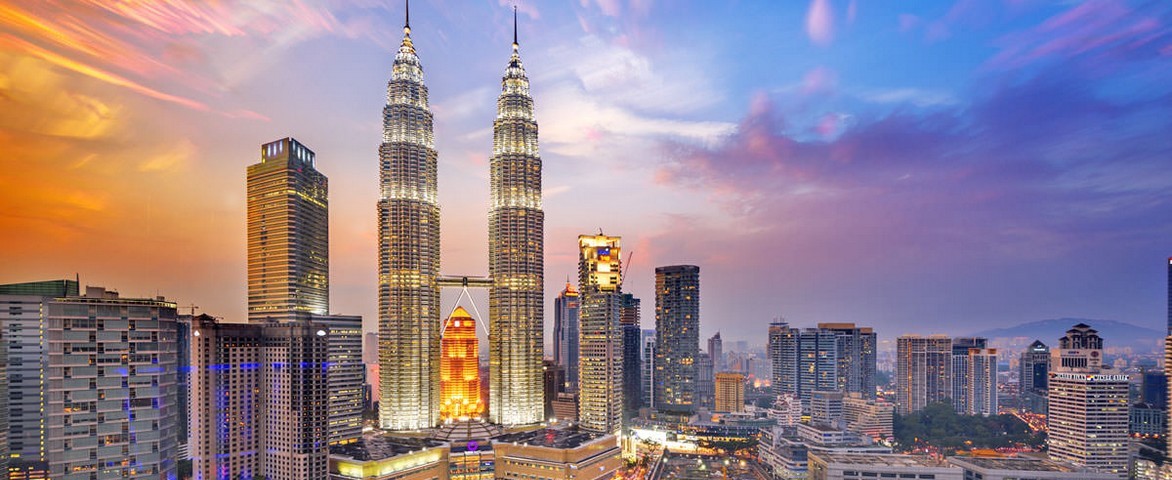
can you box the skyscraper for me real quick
[1047,324,1128,477]
[641,330,656,409]
[620,293,642,420]
[191,315,331,480]
[577,234,623,434]
[715,372,746,413]
[47,287,180,479]
[1019,340,1049,413]
[654,265,700,415]
[950,337,987,414]
[966,348,998,416]
[247,137,329,324]
[895,335,952,415]
[554,282,581,393]
[708,331,723,371]
[440,307,484,421]
[316,314,365,445]
[822,323,877,399]
[696,352,715,410]
[378,7,442,431]
[769,322,873,406]
[488,12,545,427]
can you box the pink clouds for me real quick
[802,66,838,95]
[806,0,834,46]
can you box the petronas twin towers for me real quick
[378,5,544,431]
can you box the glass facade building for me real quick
[654,265,700,415]
[577,234,623,434]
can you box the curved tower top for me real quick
[489,8,545,426]
[378,0,442,432]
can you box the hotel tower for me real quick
[378,8,442,431]
[488,12,545,426]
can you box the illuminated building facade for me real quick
[950,337,987,414]
[378,10,442,431]
[191,316,330,480]
[577,234,623,434]
[1019,340,1049,414]
[620,294,642,420]
[966,348,998,416]
[488,15,545,427]
[46,287,179,479]
[1047,324,1128,477]
[895,335,952,415]
[654,265,700,415]
[247,137,329,324]
[554,282,580,393]
[317,314,365,445]
[715,372,745,413]
[440,307,484,421]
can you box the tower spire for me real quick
[404,0,411,32]
[512,6,519,49]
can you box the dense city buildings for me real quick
[808,453,963,480]
[620,293,642,420]
[577,234,624,434]
[822,323,878,399]
[247,137,329,324]
[947,457,1118,480]
[47,286,180,479]
[654,265,701,415]
[439,307,483,421]
[843,393,894,441]
[1047,323,1129,477]
[769,322,877,407]
[553,282,580,393]
[895,335,953,414]
[378,12,442,432]
[966,348,998,416]
[715,372,746,413]
[191,315,331,480]
[950,337,987,414]
[487,19,545,427]
[1019,340,1050,414]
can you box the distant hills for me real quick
[971,318,1163,353]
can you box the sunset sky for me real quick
[2,0,1171,347]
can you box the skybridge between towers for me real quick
[436,275,494,289]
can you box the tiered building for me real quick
[1047,323,1128,477]
[378,12,443,431]
[440,308,484,421]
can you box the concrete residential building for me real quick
[770,322,877,407]
[696,352,715,410]
[821,323,877,399]
[654,265,700,415]
[247,137,329,324]
[843,393,894,440]
[715,372,745,413]
[191,315,330,480]
[708,332,723,371]
[895,335,952,414]
[47,287,180,479]
[377,12,442,432]
[641,330,656,409]
[553,282,580,393]
[950,337,986,414]
[487,20,545,427]
[810,390,845,427]
[577,234,623,434]
[967,348,998,416]
[1047,323,1128,478]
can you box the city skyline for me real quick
[2,1,1172,346]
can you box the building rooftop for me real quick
[948,456,1099,473]
[812,452,950,468]
[330,435,445,462]
[493,428,606,449]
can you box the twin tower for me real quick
[377,6,545,430]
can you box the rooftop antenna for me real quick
[513,5,519,47]
[405,0,410,29]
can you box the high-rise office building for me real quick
[363,332,378,365]
[1140,370,1167,409]
[554,282,581,393]
[696,352,715,410]
[620,294,642,420]
[641,330,656,409]
[895,335,952,415]
[708,332,724,372]
[822,323,877,399]
[1047,323,1128,477]
[542,360,564,421]
[47,286,180,479]
[715,372,745,413]
[966,348,998,416]
[316,314,364,445]
[176,315,192,460]
[950,337,987,414]
[768,322,793,398]
[488,14,545,427]
[0,279,77,476]
[378,9,442,432]
[440,307,484,421]
[577,234,623,434]
[654,265,700,414]
[191,315,330,480]
[1019,340,1049,413]
[247,137,329,324]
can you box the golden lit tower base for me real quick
[440,307,484,422]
